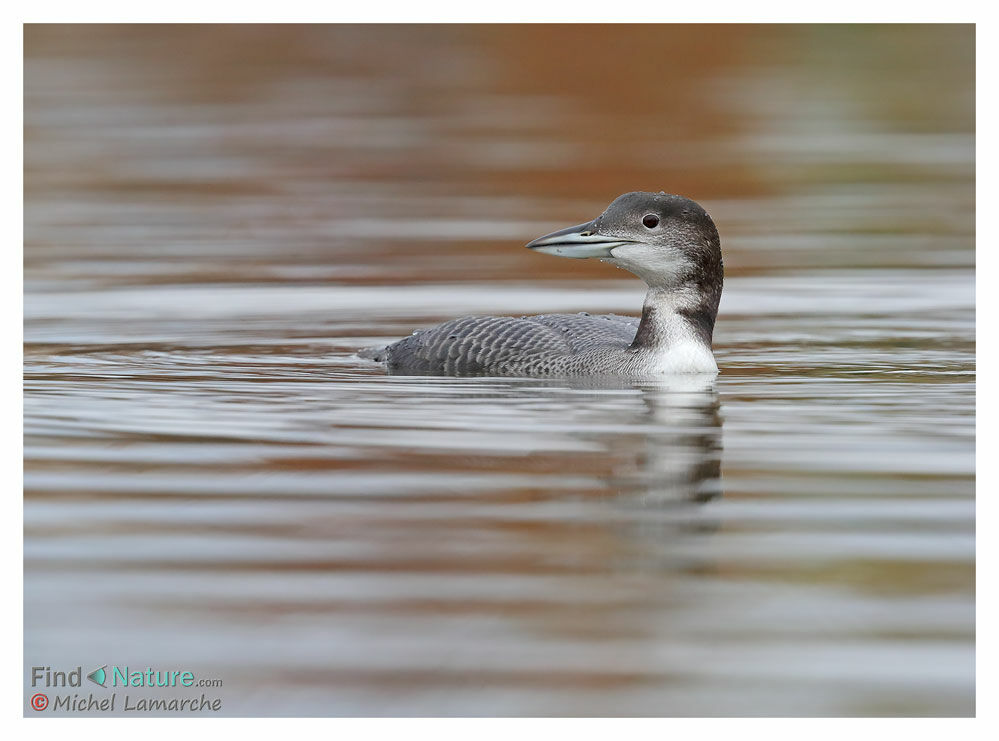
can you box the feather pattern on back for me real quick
[368,313,640,376]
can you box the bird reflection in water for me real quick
[624,382,721,510]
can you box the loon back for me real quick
[363,191,723,378]
[368,312,640,376]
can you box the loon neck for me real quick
[629,285,716,354]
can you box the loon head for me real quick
[526,191,723,305]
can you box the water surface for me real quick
[24,25,974,716]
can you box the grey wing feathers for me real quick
[373,313,638,375]
[382,315,567,375]
[527,313,639,352]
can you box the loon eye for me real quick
[642,213,660,229]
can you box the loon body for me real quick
[364,192,723,377]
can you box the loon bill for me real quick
[362,191,724,377]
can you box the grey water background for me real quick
[23,25,974,716]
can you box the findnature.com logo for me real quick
[28,665,224,714]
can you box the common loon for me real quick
[363,191,723,376]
